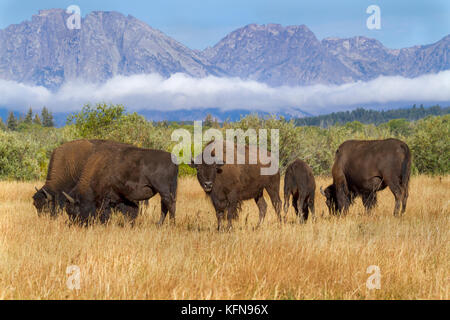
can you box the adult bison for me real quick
[190,141,282,230]
[33,140,98,216]
[320,138,411,216]
[283,159,316,223]
[62,145,178,226]
[33,139,130,216]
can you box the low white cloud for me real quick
[0,71,449,115]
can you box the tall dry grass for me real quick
[0,176,448,300]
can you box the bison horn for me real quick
[320,186,326,197]
[35,186,39,192]
[62,191,75,204]
[42,188,53,200]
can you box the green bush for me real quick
[0,106,448,181]
[408,115,449,175]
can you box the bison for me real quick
[190,140,282,230]
[62,145,178,226]
[33,140,99,216]
[283,159,316,222]
[320,138,411,216]
[33,139,132,216]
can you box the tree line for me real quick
[0,107,54,131]
[295,105,450,127]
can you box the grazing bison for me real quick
[320,138,411,216]
[33,139,131,216]
[62,145,178,226]
[190,141,282,230]
[33,140,99,216]
[283,159,316,222]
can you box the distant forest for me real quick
[295,105,450,127]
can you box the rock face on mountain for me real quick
[202,23,354,86]
[321,35,450,80]
[205,24,449,86]
[0,9,220,89]
[0,9,448,89]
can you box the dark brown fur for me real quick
[321,138,411,216]
[191,141,282,230]
[33,140,98,216]
[283,159,316,222]
[64,145,178,226]
[33,140,132,216]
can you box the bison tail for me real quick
[400,144,411,190]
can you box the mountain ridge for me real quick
[0,9,448,90]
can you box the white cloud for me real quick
[0,71,449,115]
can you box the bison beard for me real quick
[321,138,411,216]
[191,141,282,231]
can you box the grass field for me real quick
[0,176,448,300]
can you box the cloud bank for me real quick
[0,71,449,115]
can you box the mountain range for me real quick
[0,9,448,90]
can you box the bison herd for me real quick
[33,138,411,230]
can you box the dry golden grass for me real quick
[0,176,448,300]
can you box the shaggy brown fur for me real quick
[321,138,411,216]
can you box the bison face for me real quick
[190,161,224,193]
[32,188,52,215]
[321,185,338,215]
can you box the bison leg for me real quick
[387,180,403,216]
[292,193,299,217]
[255,193,268,229]
[158,196,176,226]
[308,196,316,222]
[157,200,168,226]
[99,207,112,224]
[266,186,282,223]
[215,210,225,231]
[401,187,408,215]
[297,196,307,223]
[121,202,139,225]
[283,192,290,215]
[362,192,377,215]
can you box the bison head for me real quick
[62,191,96,223]
[320,185,338,215]
[32,187,52,215]
[190,157,224,193]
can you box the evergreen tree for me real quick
[204,114,214,127]
[41,107,54,127]
[0,117,5,131]
[24,108,33,125]
[7,112,18,131]
[33,114,42,126]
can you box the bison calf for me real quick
[283,159,316,223]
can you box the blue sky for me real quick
[0,0,448,49]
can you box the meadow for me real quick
[0,175,448,300]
